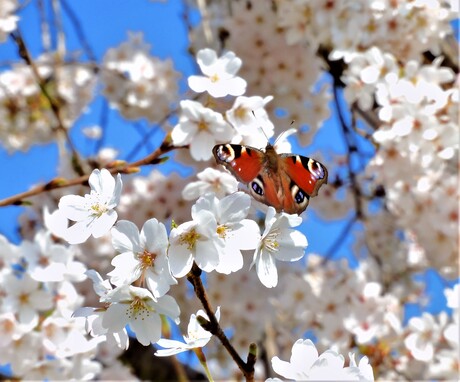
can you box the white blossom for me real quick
[171,100,235,161]
[59,169,122,244]
[188,48,247,97]
[108,218,177,298]
[251,207,307,288]
[155,307,220,356]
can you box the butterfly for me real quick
[212,142,328,215]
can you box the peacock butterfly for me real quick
[212,141,328,215]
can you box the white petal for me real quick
[58,195,89,221]
[221,51,242,76]
[111,220,142,253]
[142,218,168,252]
[231,220,261,250]
[274,230,307,262]
[189,131,215,161]
[218,192,251,223]
[64,220,92,244]
[225,77,247,97]
[103,304,128,332]
[153,295,181,323]
[215,244,244,274]
[196,48,218,75]
[195,240,220,272]
[188,75,210,94]
[130,312,161,346]
[91,211,118,238]
[169,242,194,278]
[255,248,278,288]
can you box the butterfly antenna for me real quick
[251,110,270,142]
[274,120,297,146]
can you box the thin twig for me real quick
[0,139,180,207]
[187,263,256,382]
[332,84,364,219]
[10,30,85,175]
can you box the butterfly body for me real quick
[213,143,328,214]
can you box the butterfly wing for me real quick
[279,154,328,212]
[212,144,264,183]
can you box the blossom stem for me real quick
[187,263,256,382]
[193,348,214,382]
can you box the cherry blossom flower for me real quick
[188,48,247,98]
[101,32,179,122]
[193,192,260,274]
[2,272,54,327]
[19,229,85,282]
[251,207,307,288]
[73,270,129,349]
[101,284,180,346]
[155,307,220,356]
[168,206,223,278]
[268,338,374,381]
[182,168,238,200]
[171,100,235,161]
[226,95,275,148]
[0,313,28,347]
[0,56,96,152]
[404,312,446,362]
[58,168,122,244]
[108,218,177,298]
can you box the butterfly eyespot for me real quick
[215,144,235,162]
[291,184,309,207]
[251,177,264,196]
[307,159,324,179]
[295,189,305,203]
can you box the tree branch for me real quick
[0,138,180,207]
[9,29,85,175]
[187,263,256,382]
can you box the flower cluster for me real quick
[101,32,180,123]
[0,55,96,151]
[0,231,106,380]
[343,46,458,276]
[275,0,454,62]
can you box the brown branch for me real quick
[187,263,256,382]
[332,84,364,219]
[10,29,85,175]
[0,138,179,207]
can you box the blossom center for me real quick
[216,225,228,239]
[210,73,219,83]
[89,200,109,217]
[263,229,280,253]
[138,249,157,270]
[127,296,153,319]
[235,106,248,120]
[180,228,201,250]
[197,120,209,131]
